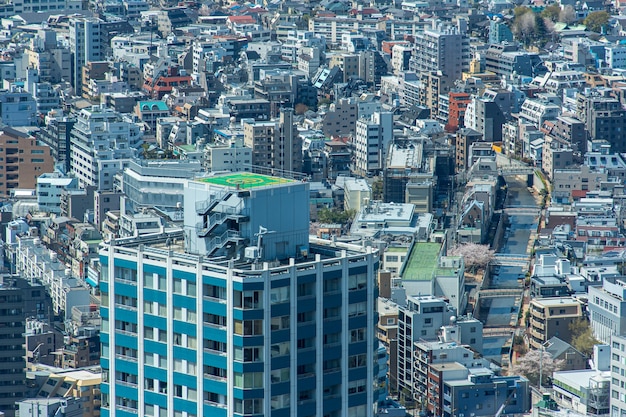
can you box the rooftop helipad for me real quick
[197,172,295,189]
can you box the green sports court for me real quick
[198,172,295,189]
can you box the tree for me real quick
[294,103,309,115]
[511,349,564,387]
[559,5,577,24]
[541,4,561,22]
[513,11,537,45]
[317,208,356,224]
[448,243,495,273]
[584,11,610,33]
[372,178,383,200]
[569,318,599,357]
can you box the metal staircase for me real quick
[195,190,233,215]
[206,230,243,255]
[196,202,248,237]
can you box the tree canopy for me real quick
[448,243,495,273]
[569,318,600,357]
[317,208,356,224]
[584,11,610,33]
[511,349,564,387]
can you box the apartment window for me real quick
[270,315,290,331]
[234,372,263,389]
[234,290,263,309]
[350,329,366,342]
[270,286,289,304]
[298,282,315,298]
[234,319,263,336]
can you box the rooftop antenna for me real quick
[254,225,275,262]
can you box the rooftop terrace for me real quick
[401,241,442,281]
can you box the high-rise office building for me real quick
[69,17,103,92]
[101,172,380,417]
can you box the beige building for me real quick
[29,367,101,417]
[0,130,54,197]
[243,108,302,173]
[529,297,583,349]
[328,53,360,82]
[378,297,399,392]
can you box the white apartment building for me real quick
[589,278,626,344]
[11,236,91,319]
[353,112,393,176]
[519,97,561,127]
[70,106,142,190]
[37,173,79,215]
[204,143,252,173]
[605,45,626,69]
[610,333,626,417]
[11,0,81,13]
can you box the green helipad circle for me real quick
[225,177,265,185]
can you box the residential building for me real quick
[528,297,583,349]
[610,333,626,417]
[70,106,141,189]
[321,97,358,138]
[398,295,454,397]
[37,173,79,215]
[484,44,543,78]
[25,318,64,367]
[0,85,38,127]
[35,114,75,173]
[583,96,626,153]
[446,92,471,133]
[588,278,626,344]
[489,19,514,43]
[520,96,561,127]
[23,29,71,84]
[0,276,51,417]
[12,236,91,319]
[0,129,54,197]
[604,45,626,69]
[353,112,393,176]
[100,172,381,416]
[455,128,483,173]
[243,108,303,174]
[552,349,611,417]
[81,61,110,100]
[204,143,253,173]
[134,101,170,134]
[441,370,529,417]
[464,97,506,142]
[410,24,469,89]
[28,367,102,417]
[543,336,587,371]
[143,66,192,100]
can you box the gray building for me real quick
[410,24,470,89]
[485,44,544,78]
[0,276,52,417]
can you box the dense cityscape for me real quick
[0,0,622,416]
